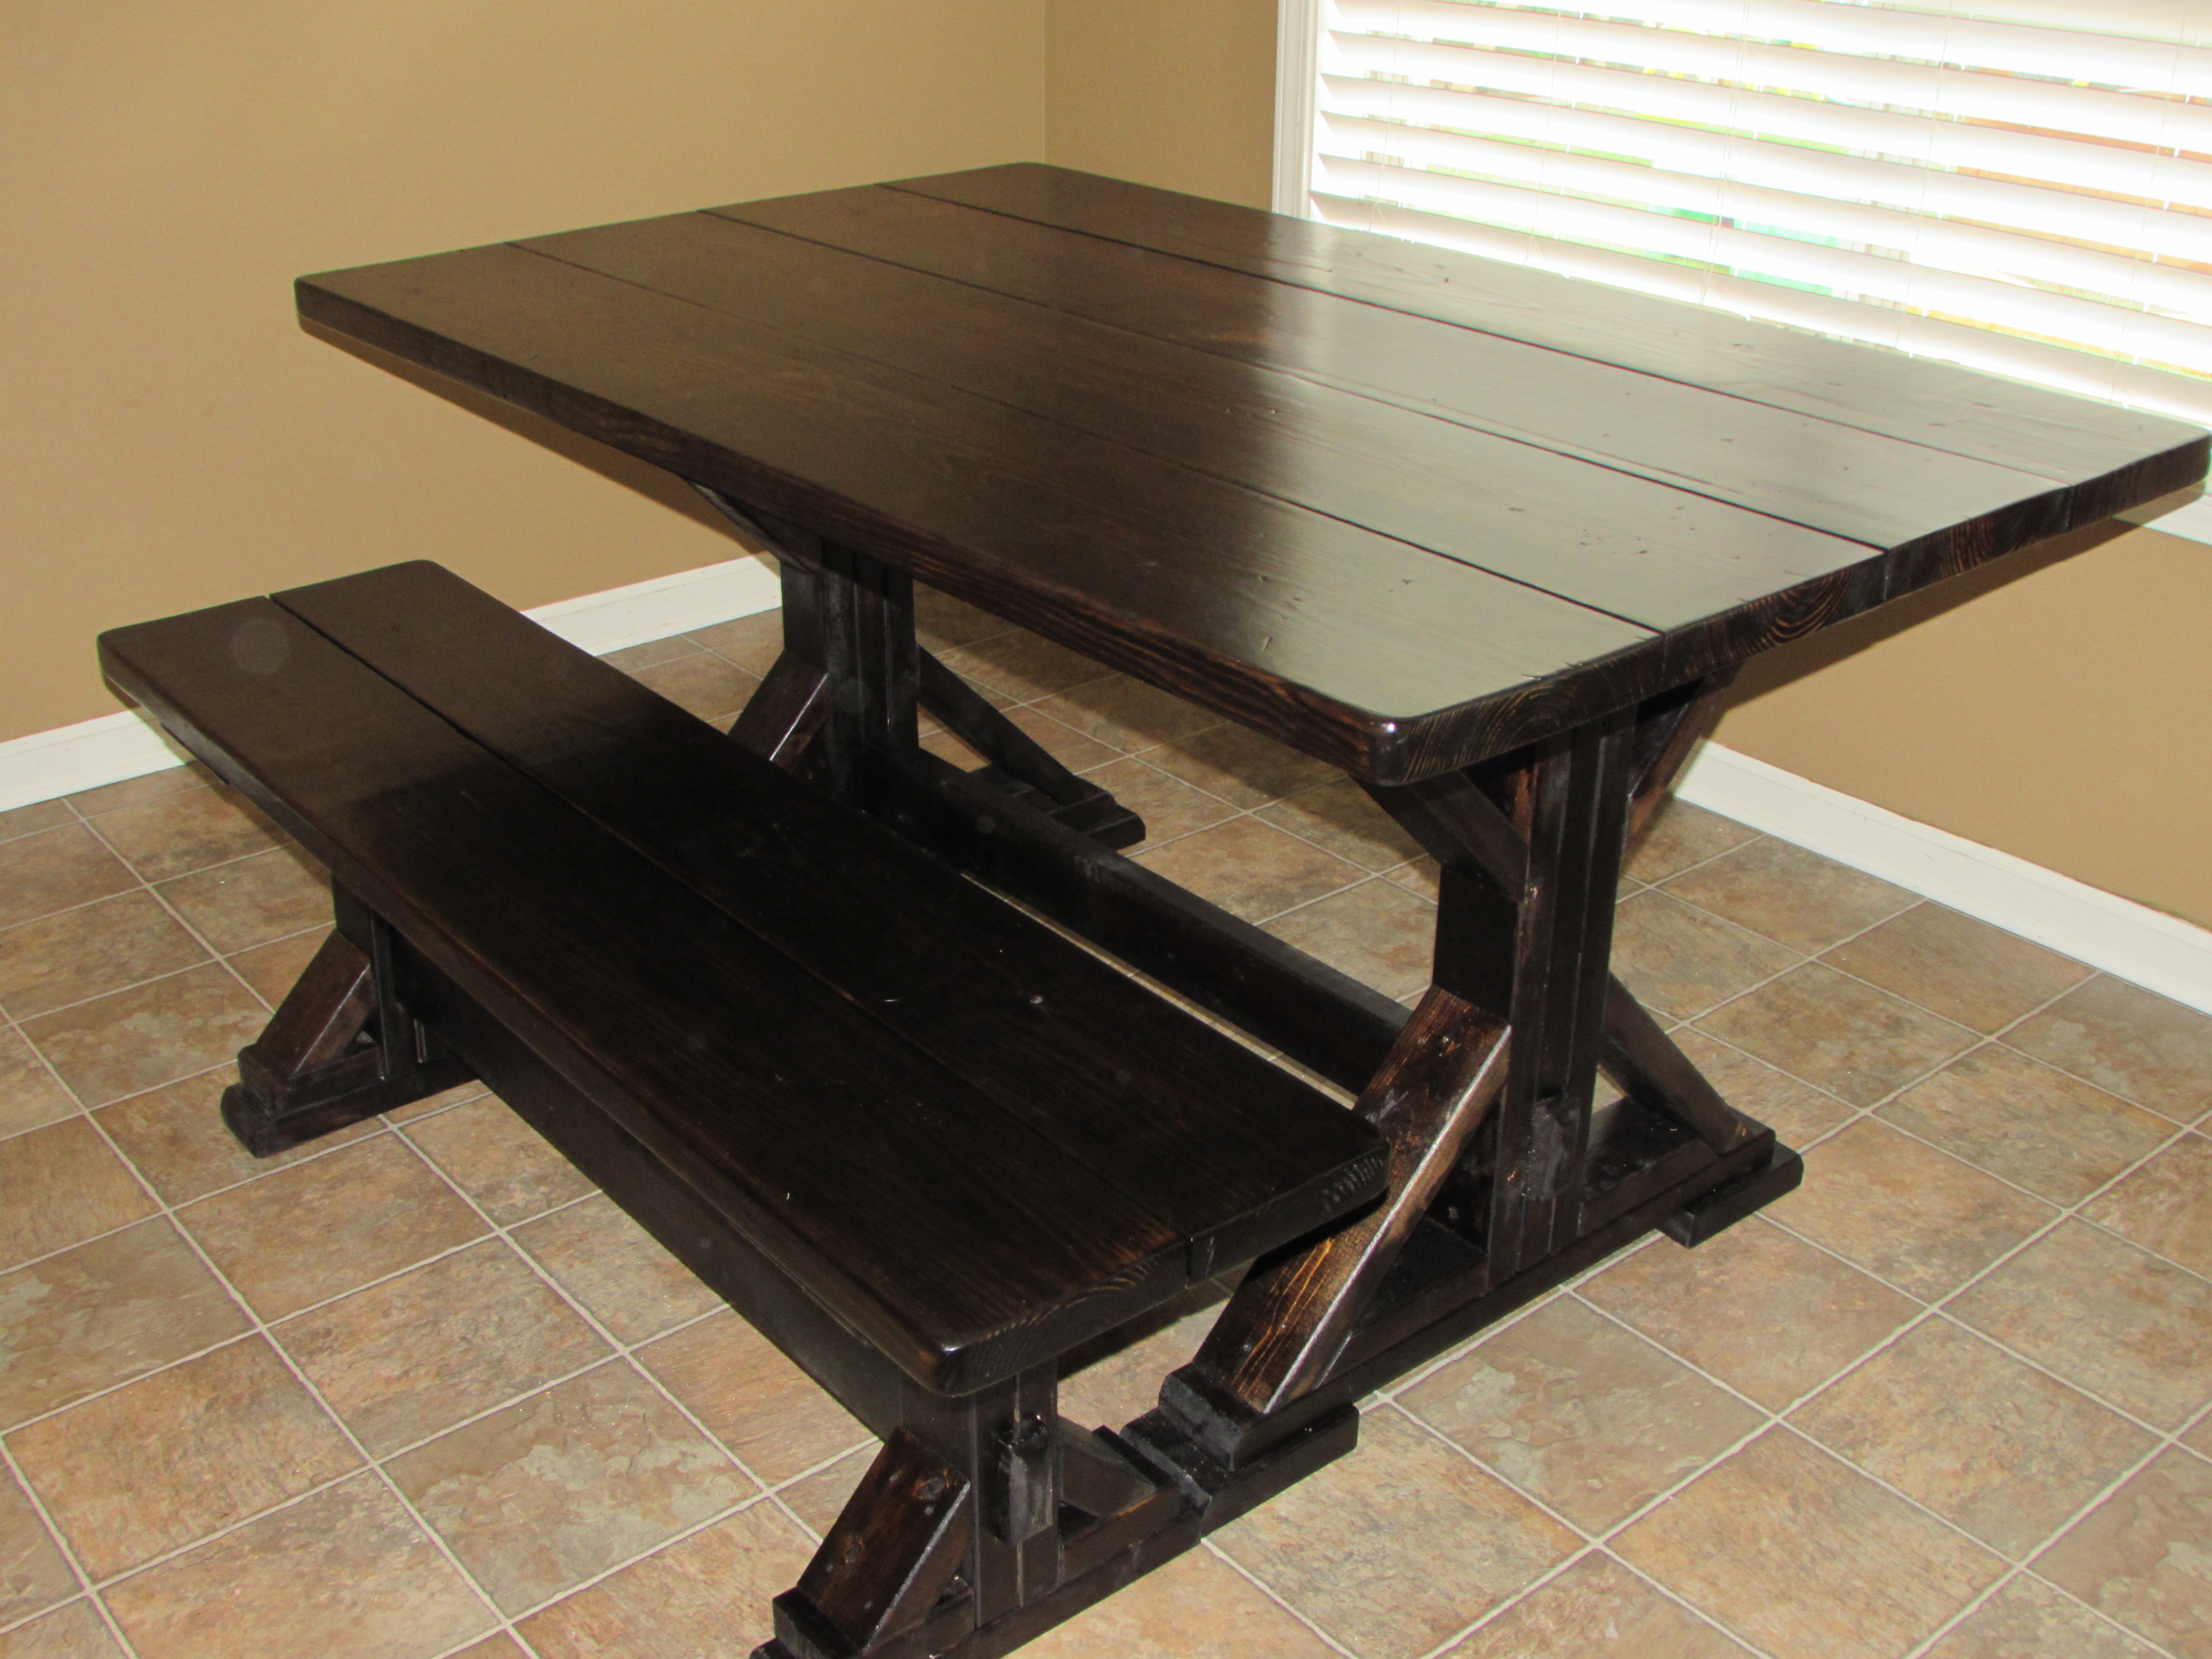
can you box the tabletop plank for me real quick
[100,596,1188,1391]
[275,559,1386,1278]
[702,189,2094,561]
[301,241,1670,779]
[526,212,1903,632]
[895,164,2204,494]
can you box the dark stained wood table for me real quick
[295,163,2206,1655]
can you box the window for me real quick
[1278,0,2212,430]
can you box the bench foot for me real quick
[226,914,473,1156]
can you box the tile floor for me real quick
[1,589,2209,1658]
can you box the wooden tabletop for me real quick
[297,163,2206,784]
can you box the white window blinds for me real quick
[1289,0,2212,426]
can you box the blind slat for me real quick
[1323,112,2212,309]
[1329,20,2212,152]
[1323,44,2212,210]
[1316,188,2212,422]
[1317,153,2212,370]
[1339,0,2212,96]
[1307,0,2212,423]
[1323,81,2212,260]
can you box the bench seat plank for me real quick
[100,597,1216,1393]
[273,560,1386,1280]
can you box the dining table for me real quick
[285,161,2208,1656]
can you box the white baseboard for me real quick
[0,554,782,816]
[1678,742,2212,1015]
[12,557,2209,1016]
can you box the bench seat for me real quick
[98,562,1386,1396]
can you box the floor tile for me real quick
[20,964,267,1109]
[0,1220,248,1431]
[402,1097,592,1229]
[638,1311,867,1486]
[1400,1296,1761,1532]
[0,1118,154,1271]
[0,802,74,847]
[65,767,211,820]
[912,586,1014,653]
[1003,706,1123,773]
[277,1240,607,1457]
[1766,1118,2054,1300]
[1665,1030,1851,1150]
[1622,801,1760,886]
[0,1026,75,1141]
[180,1135,486,1321]
[101,1472,490,1659]
[1883,1045,2177,1206]
[2083,1131,2212,1277]
[94,1068,372,1207]
[87,786,284,886]
[1032,674,1222,756]
[1257,777,1427,872]
[777,1443,877,1537]
[1950,1220,2212,1430]
[0,827,136,933]
[0,893,206,1022]
[1026,1545,1338,1657]
[1579,1219,1918,1410]
[1609,890,1799,1022]
[1791,1318,2155,1560]
[154,847,327,957]
[1614,1428,2002,1659]
[2007,975,2212,1123]
[623,653,759,726]
[1447,1552,1754,1658]
[446,1637,528,1659]
[514,1500,813,1658]
[1142,723,1338,810]
[1262,878,1435,1000]
[387,1360,751,1615]
[917,724,987,770]
[0,1468,76,1627]
[510,1195,721,1348]
[1134,817,1362,925]
[380,1081,491,1128]
[598,637,697,674]
[1212,1408,1577,1659]
[1924,1573,2163,1659]
[1059,1303,1217,1433]
[1820,904,2090,1035]
[0,1600,123,1657]
[1386,854,1440,902]
[1080,758,1236,847]
[224,927,327,1007]
[1695,962,1976,1108]
[931,629,1103,703]
[684,610,783,676]
[9,1337,357,1580]
[2035,1447,2212,1659]
[1661,838,1915,955]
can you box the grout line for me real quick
[1199,1536,1363,1658]
[0,1436,144,1657]
[38,1101,535,1655]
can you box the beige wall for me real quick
[14,0,2209,928]
[1044,0,1277,210]
[2,0,1044,743]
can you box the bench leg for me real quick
[223,889,474,1156]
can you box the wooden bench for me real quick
[98,560,1389,1659]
